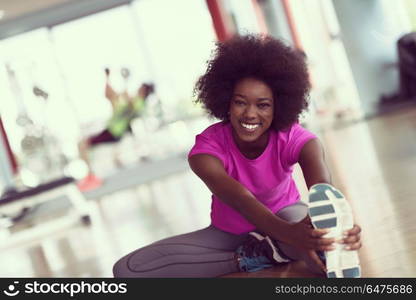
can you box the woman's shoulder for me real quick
[279,122,310,134]
[193,121,231,152]
[189,121,229,161]
[274,122,313,143]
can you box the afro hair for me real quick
[194,34,311,131]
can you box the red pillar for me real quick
[251,0,268,35]
[281,0,316,87]
[281,0,303,50]
[0,118,18,174]
[205,0,234,41]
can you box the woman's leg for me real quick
[113,225,248,278]
[274,201,324,274]
[275,201,308,224]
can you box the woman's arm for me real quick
[188,153,334,251]
[298,138,331,189]
[298,138,362,251]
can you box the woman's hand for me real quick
[340,224,362,250]
[282,217,336,251]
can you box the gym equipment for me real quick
[0,176,91,250]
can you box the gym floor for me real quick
[0,104,415,277]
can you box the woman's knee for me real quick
[113,247,151,278]
[113,254,132,278]
[276,201,308,224]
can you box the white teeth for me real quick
[241,123,260,130]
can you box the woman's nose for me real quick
[243,105,257,119]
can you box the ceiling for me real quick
[0,0,131,39]
[0,0,73,21]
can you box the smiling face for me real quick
[229,77,274,153]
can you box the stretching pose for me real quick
[77,68,154,192]
[113,34,361,278]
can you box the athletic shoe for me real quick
[236,232,291,272]
[308,183,361,278]
[249,232,292,264]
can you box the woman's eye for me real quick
[234,99,245,105]
[258,103,271,109]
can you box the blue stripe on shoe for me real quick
[309,205,335,217]
[313,184,329,191]
[342,267,360,278]
[313,218,337,229]
[327,271,337,278]
[314,184,344,197]
[333,190,344,199]
[309,193,329,202]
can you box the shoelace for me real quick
[239,236,268,258]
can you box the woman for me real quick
[77,68,154,192]
[112,34,361,278]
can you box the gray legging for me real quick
[113,201,316,277]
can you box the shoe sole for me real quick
[308,183,361,278]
